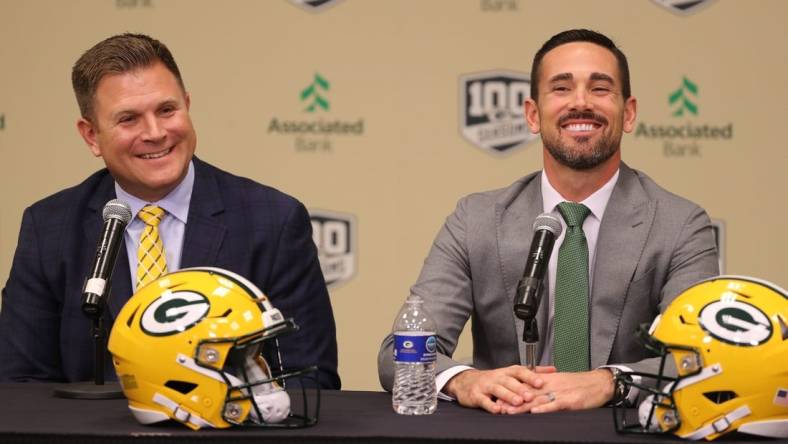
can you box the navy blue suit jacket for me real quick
[0,157,340,388]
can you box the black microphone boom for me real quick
[81,199,132,318]
[513,213,562,326]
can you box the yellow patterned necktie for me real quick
[136,205,168,290]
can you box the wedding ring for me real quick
[546,391,556,402]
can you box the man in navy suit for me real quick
[0,33,340,389]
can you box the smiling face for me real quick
[525,41,636,171]
[77,61,196,202]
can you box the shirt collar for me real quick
[114,160,194,224]
[541,168,620,222]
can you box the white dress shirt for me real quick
[115,161,195,292]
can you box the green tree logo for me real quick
[669,77,698,117]
[301,73,330,112]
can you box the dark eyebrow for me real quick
[590,72,615,83]
[548,73,573,83]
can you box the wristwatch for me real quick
[607,367,630,406]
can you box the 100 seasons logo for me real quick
[267,73,364,152]
[635,77,733,157]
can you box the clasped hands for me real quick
[443,365,615,414]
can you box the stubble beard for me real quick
[543,127,621,171]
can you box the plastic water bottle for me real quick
[392,294,437,415]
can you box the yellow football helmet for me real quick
[108,267,319,430]
[614,276,788,440]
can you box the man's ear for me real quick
[524,98,541,134]
[623,96,638,133]
[77,117,102,157]
[185,91,191,111]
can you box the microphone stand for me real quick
[53,287,124,399]
[514,276,542,370]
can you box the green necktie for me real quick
[553,202,591,372]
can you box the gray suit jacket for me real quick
[378,163,718,390]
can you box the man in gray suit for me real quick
[378,29,718,414]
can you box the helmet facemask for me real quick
[613,323,703,436]
[194,323,321,428]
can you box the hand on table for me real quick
[443,365,556,414]
[495,368,615,414]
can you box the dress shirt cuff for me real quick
[436,365,474,401]
[598,364,641,405]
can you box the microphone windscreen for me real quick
[102,199,132,224]
[532,213,563,236]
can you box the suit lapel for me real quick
[83,175,133,320]
[107,243,132,319]
[494,173,545,365]
[589,163,655,368]
[180,158,227,269]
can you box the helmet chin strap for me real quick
[152,392,215,429]
[681,405,752,441]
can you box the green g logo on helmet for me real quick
[699,299,772,346]
[140,291,211,336]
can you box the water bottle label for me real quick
[393,332,437,363]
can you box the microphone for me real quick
[513,213,562,320]
[513,213,562,368]
[82,199,132,318]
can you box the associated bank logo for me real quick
[301,73,330,112]
[651,0,715,16]
[290,0,342,12]
[669,77,697,117]
[459,70,537,155]
[635,76,733,157]
[310,209,356,289]
[267,72,365,152]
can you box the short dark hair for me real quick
[72,33,185,122]
[530,29,631,101]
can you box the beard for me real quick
[543,111,621,170]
